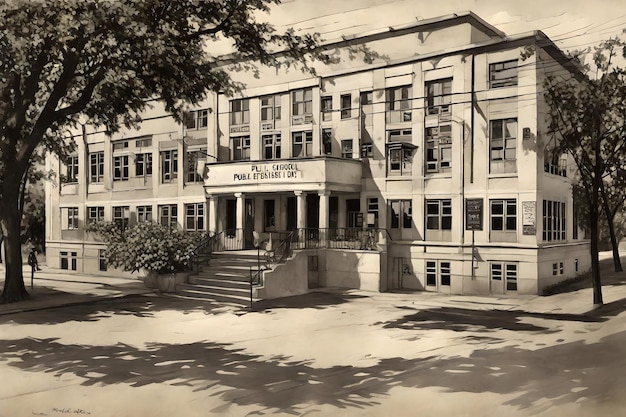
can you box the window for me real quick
[230,136,250,161]
[184,110,208,129]
[99,249,107,271]
[159,204,178,229]
[426,78,452,115]
[135,153,152,177]
[387,144,413,176]
[135,137,152,148]
[426,260,451,287]
[360,91,373,106]
[60,251,76,271]
[112,206,130,229]
[425,125,452,173]
[321,96,333,122]
[322,129,333,155]
[230,99,250,126]
[87,206,104,224]
[490,118,517,173]
[426,200,452,231]
[263,134,281,160]
[260,95,281,123]
[292,131,313,157]
[264,199,275,230]
[490,199,517,231]
[64,155,79,183]
[390,200,412,229]
[185,203,204,231]
[89,152,104,183]
[491,262,518,291]
[543,200,566,241]
[386,85,412,123]
[62,207,79,230]
[341,139,353,159]
[361,143,373,158]
[367,197,379,227]
[552,261,565,276]
[340,94,351,119]
[161,150,178,182]
[544,152,567,177]
[489,60,518,88]
[113,155,129,181]
[186,148,207,183]
[137,206,153,223]
[291,88,313,123]
[112,141,128,151]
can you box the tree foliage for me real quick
[544,37,626,306]
[0,0,367,303]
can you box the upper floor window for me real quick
[543,200,566,241]
[361,143,373,158]
[159,204,178,229]
[186,148,207,183]
[386,85,412,123]
[135,153,152,177]
[62,207,79,230]
[230,136,250,161]
[113,155,129,181]
[544,151,567,177]
[64,155,79,183]
[491,199,517,242]
[160,150,178,183]
[387,145,413,176]
[341,139,353,159]
[321,96,333,122]
[425,125,452,174]
[89,152,104,183]
[263,134,281,160]
[426,199,452,241]
[489,60,518,88]
[137,205,153,223]
[322,129,333,155]
[112,140,128,151]
[135,137,152,148]
[490,118,517,174]
[340,94,352,119]
[292,131,313,157]
[291,88,313,124]
[185,203,205,231]
[390,199,412,229]
[260,95,281,131]
[87,206,105,224]
[426,78,452,115]
[230,99,250,126]
[112,206,130,230]
[184,110,208,129]
[367,197,379,227]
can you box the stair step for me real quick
[178,283,250,298]
[190,278,250,289]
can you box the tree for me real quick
[0,0,370,303]
[544,37,626,306]
[600,167,626,272]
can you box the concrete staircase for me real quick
[176,251,262,307]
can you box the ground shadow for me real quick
[1,329,625,414]
[252,290,368,312]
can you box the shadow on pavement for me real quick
[1,329,625,414]
[252,290,369,312]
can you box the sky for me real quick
[264,0,626,61]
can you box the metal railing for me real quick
[291,228,383,250]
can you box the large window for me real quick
[489,60,518,88]
[260,94,281,131]
[135,153,152,177]
[426,199,452,240]
[341,139,353,159]
[263,134,281,160]
[62,207,79,230]
[425,78,452,115]
[386,85,412,123]
[112,206,130,229]
[491,199,517,242]
[89,152,104,183]
[264,199,276,230]
[291,88,313,123]
[60,251,77,271]
[367,197,379,227]
[426,260,451,287]
[425,125,452,173]
[322,129,333,155]
[387,144,413,176]
[137,206,153,223]
[160,150,178,182]
[87,206,104,224]
[490,118,517,174]
[159,204,178,229]
[64,155,79,183]
[292,131,313,157]
[185,203,204,231]
[390,200,412,229]
[186,148,207,183]
[321,96,333,122]
[543,200,566,241]
[185,109,209,129]
[340,94,351,119]
[491,262,518,292]
[230,136,250,161]
[113,155,129,181]
[230,99,250,126]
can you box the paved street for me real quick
[1,261,626,417]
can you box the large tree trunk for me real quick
[600,181,623,272]
[589,185,604,307]
[0,186,30,304]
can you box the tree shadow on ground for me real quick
[1,329,625,414]
[381,306,606,334]
[252,291,368,312]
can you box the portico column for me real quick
[295,191,307,229]
[235,192,245,248]
[208,195,217,234]
[318,191,330,229]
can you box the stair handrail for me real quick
[265,230,294,267]
[190,231,222,272]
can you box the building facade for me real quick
[45,12,590,295]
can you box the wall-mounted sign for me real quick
[232,163,301,182]
[465,198,483,231]
[522,201,536,235]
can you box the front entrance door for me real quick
[287,197,297,231]
[244,198,255,249]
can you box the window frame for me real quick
[426,199,452,232]
[389,199,412,230]
[341,139,353,159]
[340,93,351,119]
[87,206,105,224]
[425,78,452,115]
[230,136,251,161]
[263,134,281,160]
[489,60,519,88]
[385,85,412,123]
[425,125,452,173]
[186,148,207,183]
[230,99,250,126]
[112,206,130,230]
[543,200,566,242]
[426,260,451,287]
[321,96,333,122]
[159,204,178,229]
[292,131,313,157]
[89,152,104,183]
[64,155,79,183]
[291,88,313,119]
[490,118,518,174]
[160,149,178,183]
[185,203,205,231]
[135,152,153,177]
[137,205,153,223]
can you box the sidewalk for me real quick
[0,263,152,315]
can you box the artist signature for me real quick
[32,408,92,416]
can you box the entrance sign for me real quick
[465,198,483,230]
[522,201,536,235]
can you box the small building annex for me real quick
[45,11,590,297]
